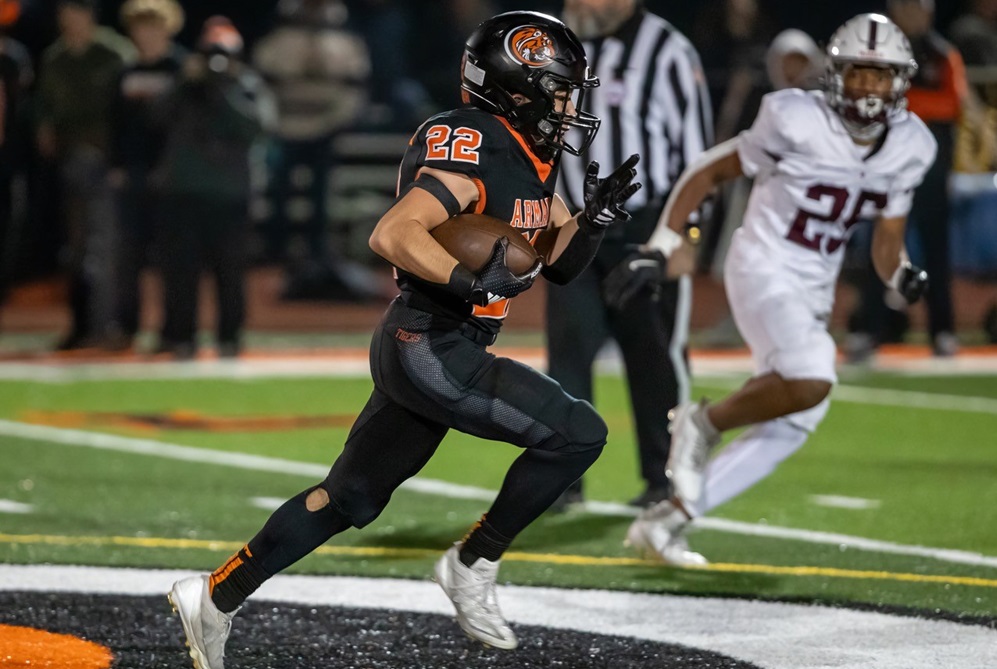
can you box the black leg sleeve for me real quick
[210,487,353,613]
[321,388,449,528]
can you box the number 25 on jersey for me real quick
[787,185,887,255]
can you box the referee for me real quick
[549,0,712,508]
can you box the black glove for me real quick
[578,154,642,231]
[449,238,542,306]
[602,248,667,310]
[895,262,929,305]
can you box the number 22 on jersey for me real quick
[425,125,483,164]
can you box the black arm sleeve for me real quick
[404,173,462,218]
[540,226,604,285]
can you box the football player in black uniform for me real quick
[168,11,640,665]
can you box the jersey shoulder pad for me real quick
[764,89,827,141]
[889,111,939,186]
[893,111,938,162]
[412,108,502,175]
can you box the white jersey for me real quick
[734,89,937,303]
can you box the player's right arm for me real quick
[369,165,538,306]
[647,139,743,254]
[368,167,478,284]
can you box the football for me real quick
[431,213,540,275]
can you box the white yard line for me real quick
[0,499,33,514]
[809,494,881,510]
[1,564,994,669]
[2,418,995,570]
[832,384,997,415]
[3,348,996,382]
[689,518,997,569]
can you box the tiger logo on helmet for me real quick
[506,26,556,67]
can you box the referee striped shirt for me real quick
[558,9,713,217]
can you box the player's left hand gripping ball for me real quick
[473,237,542,306]
[579,154,642,230]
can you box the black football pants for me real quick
[546,239,690,493]
[114,177,160,338]
[320,298,607,539]
[159,194,247,349]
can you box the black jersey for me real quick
[395,107,559,336]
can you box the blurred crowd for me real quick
[0,0,995,356]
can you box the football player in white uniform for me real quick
[605,13,937,565]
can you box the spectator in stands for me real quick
[692,0,775,142]
[949,0,997,166]
[950,0,997,343]
[348,0,433,130]
[411,0,495,109]
[153,17,273,359]
[253,0,372,300]
[108,0,185,351]
[950,0,997,103]
[35,0,130,351]
[848,0,968,360]
[0,0,32,309]
[765,28,822,92]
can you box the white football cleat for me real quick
[624,499,708,567]
[434,543,518,650]
[169,575,238,669]
[666,400,721,508]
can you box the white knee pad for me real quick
[696,418,811,515]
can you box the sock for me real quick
[209,545,269,613]
[209,487,352,612]
[459,515,513,566]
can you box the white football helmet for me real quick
[825,13,917,141]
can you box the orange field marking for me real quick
[20,410,358,433]
[0,624,113,668]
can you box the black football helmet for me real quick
[461,11,600,160]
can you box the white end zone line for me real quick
[3,347,997,382]
[1,564,995,669]
[2,418,996,570]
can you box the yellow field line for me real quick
[2,532,995,589]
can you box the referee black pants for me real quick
[546,238,690,494]
[320,298,607,539]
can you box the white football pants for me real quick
[694,418,810,516]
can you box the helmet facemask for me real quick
[512,71,600,159]
[826,60,913,141]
